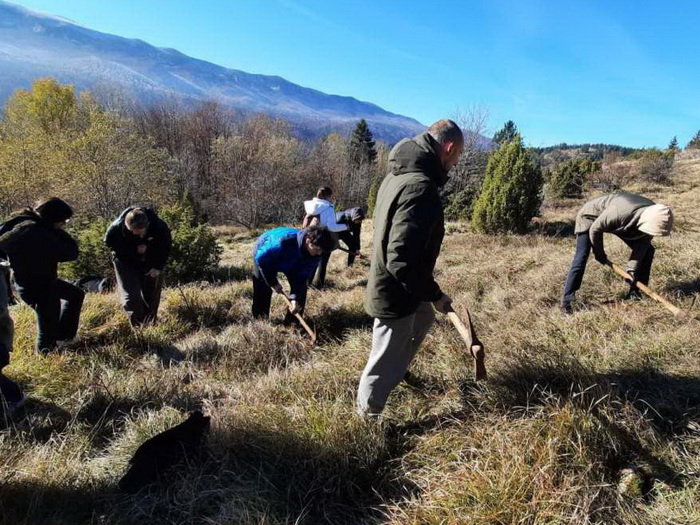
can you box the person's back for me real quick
[575,191,656,240]
[0,209,78,290]
[366,132,447,319]
[303,186,347,233]
[358,119,463,417]
[0,198,83,353]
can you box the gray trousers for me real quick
[357,302,435,415]
[114,259,163,327]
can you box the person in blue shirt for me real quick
[252,225,334,323]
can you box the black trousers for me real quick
[114,259,163,327]
[18,279,84,352]
[252,265,304,325]
[562,233,655,303]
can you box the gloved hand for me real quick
[289,300,301,315]
[272,284,283,294]
[593,251,608,264]
[625,268,637,285]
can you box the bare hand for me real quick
[272,284,283,294]
[145,268,161,278]
[432,293,452,314]
[137,244,147,255]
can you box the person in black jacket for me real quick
[0,198,84,354]
[105,207,172,327]
[336,207,365,267]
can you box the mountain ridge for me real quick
[0,0,427,142]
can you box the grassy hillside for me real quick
[1,155,700,524]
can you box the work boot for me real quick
[624,288,643,301]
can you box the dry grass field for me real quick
[1,154,700,524]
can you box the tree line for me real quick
[0,78,387,228]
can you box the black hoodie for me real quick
[104,207,172,271]
[365,132,447,318]
[0,211,79,291]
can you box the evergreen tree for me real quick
[668,136,679,151]
[348,119,377,167]
[493,120,519,146]
[471,136,543,234]
[687,130,700,150]
[547,157,600,199]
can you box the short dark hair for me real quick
[305,224,334,252]
[125,208,150,230]
[349,207,366,222]
[316,186,333,199]
[427,119,463,146]
[35,197,73,223]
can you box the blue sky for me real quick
[12,0,699,148]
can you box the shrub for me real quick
[471,137,543,234]
[160,203,223,283]
[61,218,113,282]
[547,158,600,199]
[637,149,674,184]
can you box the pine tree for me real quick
[471,136,543,234]
[687,130,700,150]
[348,119,377,167]
[493,120,519,146]
[668,136,679,151]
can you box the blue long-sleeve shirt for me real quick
[253,227,320,302]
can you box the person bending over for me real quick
[561,191,673,313]
[252,225,334,324]
[0,198,83,354]
[105,207,172,327]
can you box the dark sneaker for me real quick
[561,302,573,315]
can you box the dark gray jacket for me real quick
[575,191,654,270]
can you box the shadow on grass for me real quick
[0,479,111,525]
[312,305,373,343]
[665,277,700,298]
[490,359,698,493]
[0,398,72,442]
[0,423,418,525]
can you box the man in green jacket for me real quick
[562,191,674,313]
[357,119,463,417]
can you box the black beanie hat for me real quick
[35,198,73,223]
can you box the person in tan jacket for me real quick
[561,191,673,313]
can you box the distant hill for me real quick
[0,0,433,143]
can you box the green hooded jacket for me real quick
[365,132,447,319]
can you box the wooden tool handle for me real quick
[280,293,317,343]
[607,261,682,316]
[447,307,487,381]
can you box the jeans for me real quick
[18,279,84,353]
[114,259,163,327]
[357,302,435,415]
[251,265,305,325]
[562,233,655,304]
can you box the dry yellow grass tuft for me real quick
[1,157,700,524]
